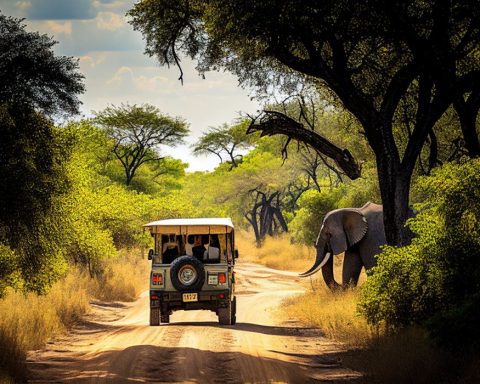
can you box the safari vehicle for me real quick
[144,218,238,326]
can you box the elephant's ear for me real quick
[343,210,368,247]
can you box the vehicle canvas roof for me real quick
[144,218,234,235]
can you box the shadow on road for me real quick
[28,345,361,384]
[163,321,325,337]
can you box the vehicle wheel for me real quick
[231,296,237,325]
[170,255,205,291]
[160,313,170,323]
[150,308,160,326]
[218,300,232,325]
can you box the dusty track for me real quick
[27,262,360,383]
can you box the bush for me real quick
[359,159,480,351]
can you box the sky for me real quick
[0,0,261,171]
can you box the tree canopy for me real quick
[94,103,189,186]
[192,119,255,169]
[0,13,84,115]
[128,0,480,245]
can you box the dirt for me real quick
[27,262,361,383]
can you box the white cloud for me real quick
[107,65,134,85]
[45,20,72,35]
[96,11,124,30]
[107,66,177,94]
[16,1,31,11]
[79,52,108,71]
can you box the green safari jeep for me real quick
[144,218,238,326]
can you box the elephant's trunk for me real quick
[299,237,331,277]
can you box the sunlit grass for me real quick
[236,230,313,271]
[0,275,90,382]
[282,283,373,346]
[0,249,148,382]
[88,249,149,302]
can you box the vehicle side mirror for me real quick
[148,249,154,260]
[234,249,239,259]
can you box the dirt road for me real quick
[27,262,360,383]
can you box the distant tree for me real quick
[192,120,254,169]
[94,103,189,185]
[129,1,480,246]
[0,13,84,115]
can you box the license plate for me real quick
[182,293,198,302]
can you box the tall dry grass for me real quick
[0,249,148,382]
[88,249,149,302]
[282,284,373,346]
[0,273,90,382]
[236,230,313,271]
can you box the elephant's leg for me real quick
[342,250,363,287]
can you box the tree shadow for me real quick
[164,321,324,337]
[27,345,361,384]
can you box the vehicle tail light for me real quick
[151,294,159,300]
[218,273,226,284]
[152,273,163,286]
[217,293,225,299]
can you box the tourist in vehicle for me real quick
[162,234,179,263]
[205,234,220,262]
[192,235,206,261]
[185,235,194,256]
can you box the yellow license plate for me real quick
[182,293,198,302]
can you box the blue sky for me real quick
[0,0,260,171]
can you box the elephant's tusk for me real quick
[318,252,332,269]
[299,252,331,277]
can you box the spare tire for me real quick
[170,255,205,291]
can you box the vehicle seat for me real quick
[163,243,179,263]
[204,246,220,262]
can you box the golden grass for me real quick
[88,249,149,302]
[0,249,148,382]
[282,285,374,346]
[236,230,313,271]
[0,273,90,382]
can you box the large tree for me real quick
[0,14,84,292]
[94,103,189,186]
[128,1,480,245]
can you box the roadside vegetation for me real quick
[2,3,480,384]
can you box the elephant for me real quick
[300,202,386,290]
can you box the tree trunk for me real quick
[454,97,480,158]
[376,162,412,246]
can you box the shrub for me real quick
[359,159,480,351]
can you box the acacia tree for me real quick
[94,103,189,185]
[192,120,254,169]
[128,1,480,245]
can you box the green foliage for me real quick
[0,13,84,115]
[359,159,480,351]
[0,106,72,294]
[192,119,257,168]
[56,123,194,275]
[289,190,337,245]
[289,163,380,244]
